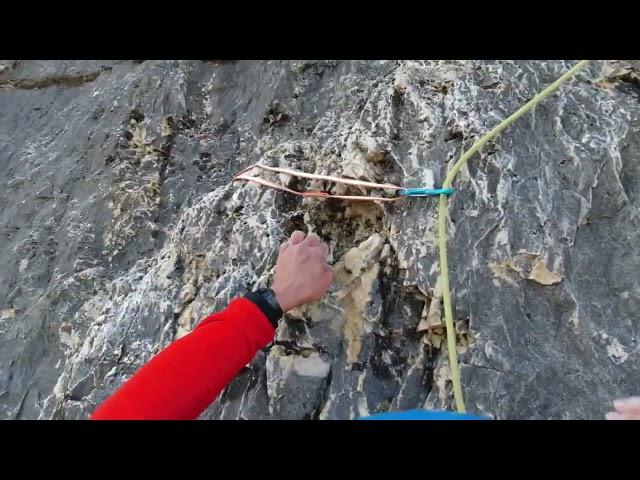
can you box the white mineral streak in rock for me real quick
[425,357,452,409]
[598,332,634,365]
[292,353,331,378]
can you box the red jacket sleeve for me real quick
[91,298,275,420]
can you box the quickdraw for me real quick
[232,163,455,201]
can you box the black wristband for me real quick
[244,288,283,329]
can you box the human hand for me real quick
[271,230,333,312]
[605,396,640,420]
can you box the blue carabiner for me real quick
[398,187,455,197]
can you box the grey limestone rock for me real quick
[1,60,639,419]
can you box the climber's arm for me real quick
[91,230,332,420]
[91,298,276,420]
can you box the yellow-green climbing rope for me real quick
[438,60,590,413]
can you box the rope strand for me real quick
[438,60,590,413]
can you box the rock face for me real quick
[1,60,639,420]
